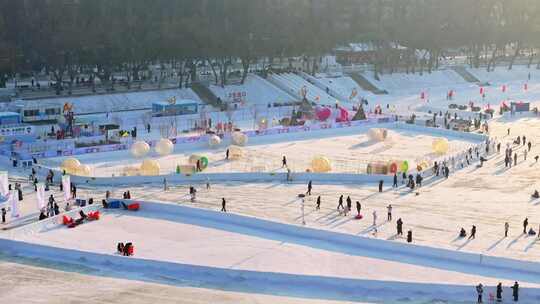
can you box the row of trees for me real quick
[1,0,540,88]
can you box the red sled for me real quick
[88,211,100,221]
[127,203,140,211]
[355,214,363,220]
[62,215,74,225]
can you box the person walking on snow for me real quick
[378,180,383,192]
[221,198,227,212]
[346,196,352,212]
[523,218,528,234]
[372,210,377,226]
[505,222,509,237]
[469,225,476,239]
[316,196,321,210]
[337,195,344,210]
[528,141,532,152]
[496,282,503,302]
[306,181,312,195]
[393,173,398,188]
[356,201,361,216]
[387,204,392,221]
[282,156,287,168]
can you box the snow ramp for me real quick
[451,66,484,84]
[348,73,388,95]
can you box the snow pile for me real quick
[209,74,296,107]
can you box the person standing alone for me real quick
[221,198,227,212]
[476,283,484,303]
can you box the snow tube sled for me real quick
[355,214,363,220]
[127,203,140,211]
[88,211,100,221]
[62,215,73,225]
[108,200,121,209]
[121,202,140,211]
[200,156,209,169]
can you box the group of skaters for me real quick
[476,281,520,303]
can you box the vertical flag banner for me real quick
[62,175,71,202]
[36,183,46,211]
[10,190,19,218]
[0,171,8,196]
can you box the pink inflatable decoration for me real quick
[336,107,350,122]
[315,107,331,121]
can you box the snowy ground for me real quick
[5,66,540,303]
[40,127,475,177]
[0,261,364,304]
[362,69,470,95]
[210,74,296,107]
[10,114,540,265]
[18,210,531,288]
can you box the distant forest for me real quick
[1,0,540,87]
